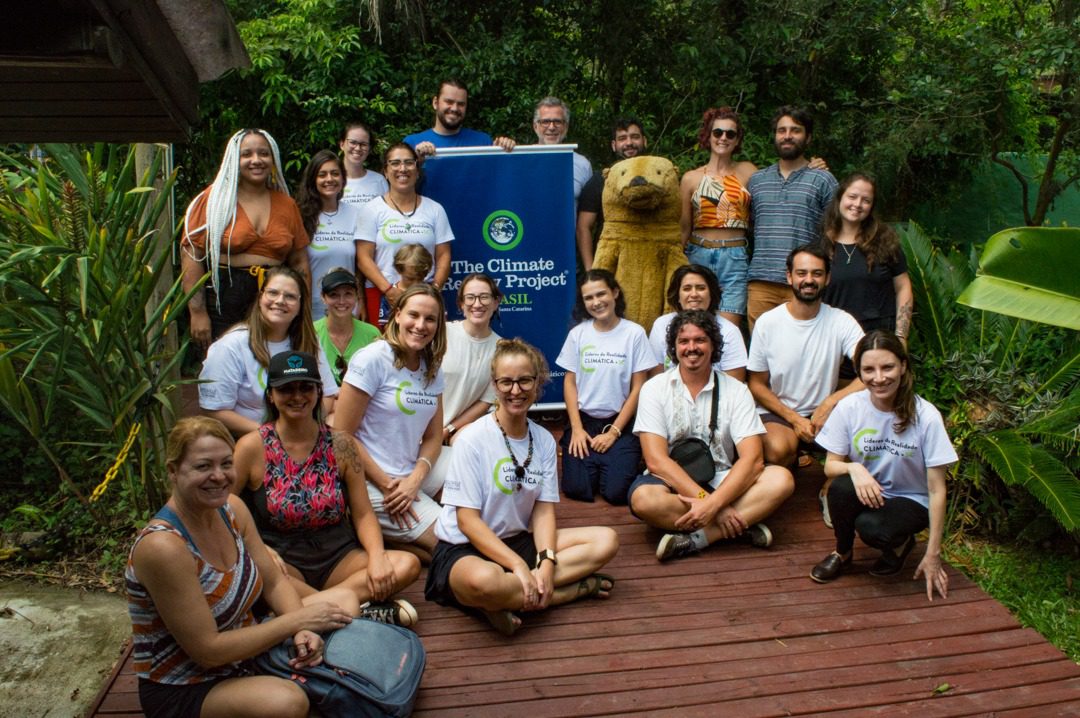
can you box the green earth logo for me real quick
[483,210,524,251]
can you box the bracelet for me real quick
[444,423,457,436]
[417,456,433,472]
[602,423,622,438]
[697,489,708,499]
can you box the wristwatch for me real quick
[535,549,557,569]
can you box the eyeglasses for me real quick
[538,118,565,127]
[264,288,300,304]
[345,139,370,150]
[711,128,738,140]
[495,376,537,392]
[462,293,494,305]
[386,159,417,169]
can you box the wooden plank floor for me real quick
[89,458,1080,716]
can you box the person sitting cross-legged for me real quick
[628,310,794,561]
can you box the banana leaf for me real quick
[958,227,1080,330]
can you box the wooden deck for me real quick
[88,467,1080,717]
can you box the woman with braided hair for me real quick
[182,129,312,348]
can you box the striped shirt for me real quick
[747,164,837,284]
[126,504,262,684]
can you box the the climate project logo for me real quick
[483,210,524,251]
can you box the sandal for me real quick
[484,609,521,636]
[576,573,616,600]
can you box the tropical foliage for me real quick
[958,227,1080,331]
[900,222,1080,538]
[0,145,196,539]
[181,0,1079,228]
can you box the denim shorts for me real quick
[684,241,749,315]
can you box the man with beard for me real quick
[575,118,648,270]
[748,245,864,469]
[627,310,794,561]
[746,106,838,329]
[405,79,514,157]
[532,96,593,202]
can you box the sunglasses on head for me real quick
[711,128,738,140]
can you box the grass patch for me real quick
[946,537,1080,662]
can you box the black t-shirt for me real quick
[578,170,604,220]
[823,243,907,330]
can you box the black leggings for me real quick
[827,474,928,555]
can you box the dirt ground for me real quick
[0,581,129,718]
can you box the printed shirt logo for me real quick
[492,457,541,495]
[393,380,438,416]
[257,366,268,391]
[483,210,524,251]
[853,427,916,461]
[381,218,412,244]
[579,344,627,374]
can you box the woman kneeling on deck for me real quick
[232,350,421,627]
[424,338,620,635]
[810,330,956,600]
[126,417,352,718]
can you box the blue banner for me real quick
[422,148,576,406]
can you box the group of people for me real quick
[128,80,955,717]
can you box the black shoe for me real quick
[810,551,852,583]
[656,533,699,561]
[869,535,917,577]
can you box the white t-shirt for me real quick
[648,312,748,373]
[342,340,445,477]
[556,318,658,417]
[198,328,339,422]
[441,321,500,422]
[307,202,361,320]
[816,391,958,509]
[341,172,389,206]
[355,196,454,287]
[435,414,559,544]
[747,303,863,416]
[635,367,765,489]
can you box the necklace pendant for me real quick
[515,466,525,479]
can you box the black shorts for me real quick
[263,521,360,589]
[424,532,537,610]
[139,676,228,718]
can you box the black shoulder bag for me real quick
[667,372,719,487]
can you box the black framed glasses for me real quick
[494,376,537,392]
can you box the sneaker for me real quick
[869,535,917,577]
[819,488,833,529]
[656,533,698,561]
[359,599,418,628]
[746,523,773,548]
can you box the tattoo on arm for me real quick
[332,431,365,479]
[896,300,913,337]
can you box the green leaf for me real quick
[958,228,1080,330]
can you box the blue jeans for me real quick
[684,241,749,315]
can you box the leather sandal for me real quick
[810,551,852,583]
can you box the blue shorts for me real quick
[684,241,749,315]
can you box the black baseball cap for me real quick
[268,351,321,387]
[321,269,357,294]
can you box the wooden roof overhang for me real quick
[0,0,249,143]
